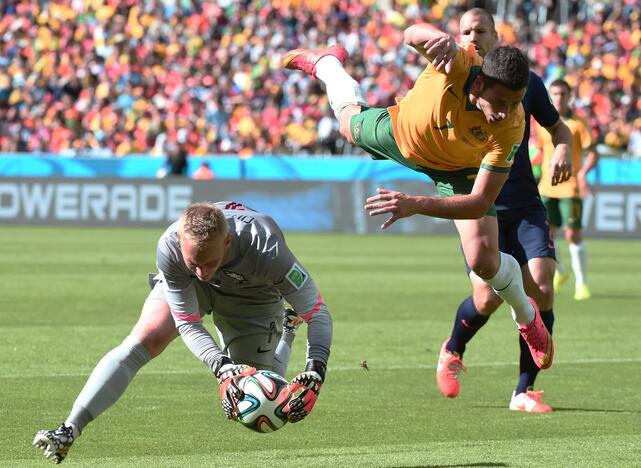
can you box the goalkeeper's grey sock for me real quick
[66,336,150,433]
[272,332,296,378]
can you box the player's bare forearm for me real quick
[404,24,447,51]
[404,24,456,71]
[364,170,506,228]
[548,119,572,147]
[364,189,491,229]
[577,149,599,197]
[410,194,492,219]
[546,119,572,185]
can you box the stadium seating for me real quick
[0,1,638,156]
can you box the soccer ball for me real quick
[236,370,291,433]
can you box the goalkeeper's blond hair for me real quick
[178,203,228,247]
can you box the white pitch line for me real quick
[3,357,640,379]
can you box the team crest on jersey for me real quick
[286,263,308,289]
[468,126,488,142]
[223,270,246,283]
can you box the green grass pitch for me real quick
[2,226,640,467]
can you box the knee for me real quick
[564,228,578,243]
[534,282,555,310]
[468,255,500,280]
[540,288,554,310]
[473,290,503,315]
[568,229,582,244]
[527,258,556,310]
[131,300,178,358]
[135,329,177,358]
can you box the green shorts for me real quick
[541,196,583,229]
[350,107,495,216]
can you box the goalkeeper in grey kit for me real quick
[34,201,332,464]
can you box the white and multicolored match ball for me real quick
[236,370,291,433]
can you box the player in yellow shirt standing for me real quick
[538,79,599,300]
[283,24,555,369]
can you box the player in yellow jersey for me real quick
[430,8,573,413]
[283,23,555,370]
[537,79,599,300]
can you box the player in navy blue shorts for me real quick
[435,8,573,413]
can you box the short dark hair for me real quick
[549,79,571,93]
[465,7,495,29]
[480,45,530,91]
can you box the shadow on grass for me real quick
[391,463,507,468]
[590,293,641,299]
[552,406,641,414]
[474,405,641,414]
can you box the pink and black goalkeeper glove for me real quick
[213,356,256,420]
[285,360,326,423]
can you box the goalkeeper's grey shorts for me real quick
[147,273,284,369]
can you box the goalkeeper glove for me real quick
[212,356,256,420]
[285,360,326,423]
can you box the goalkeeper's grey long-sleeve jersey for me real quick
[155,201,332,372]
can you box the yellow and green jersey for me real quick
[387,44,525,173]
[538,112,592,199]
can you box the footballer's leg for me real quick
[437,186,507,398]
[66,294,178,430]
[523,258,555,316]
[284,43,432,175]
[456,216,553,369]
[282,45,367,144]
[563,198,590,300]
[551,223,569,290]
[34,283,177,463]
[569,236,591,301]
[455,216,532,322]
[437,276,498,398]
[512,256,555,413]
[543,197,569,290]
[510,207,556,412]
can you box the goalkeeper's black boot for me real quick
[34,423,76,464]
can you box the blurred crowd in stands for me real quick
[0,0,639,158]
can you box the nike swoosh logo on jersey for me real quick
[257,347,272,353]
